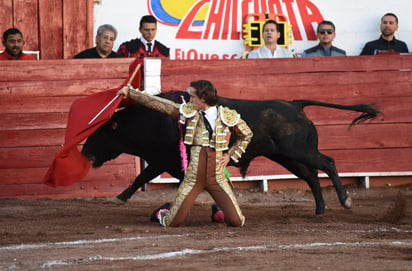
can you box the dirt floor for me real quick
[1,183,412,271]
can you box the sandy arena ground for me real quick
[1,184,411,271]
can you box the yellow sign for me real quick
[242,13,293,49]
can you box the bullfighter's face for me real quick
[188,87,207,111]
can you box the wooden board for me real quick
[1,0,95,60]
[38,0,63,59]
[161,63,412,101]
[0,161,137,185]
[305,96,412,124]
[0,129,65,147]
[0,179,134,198]
[0,113,69,130]
[238,148,412,176]
[0,146,135,169]
[316,123,412,150]
[0,78,126,98]
[2,96,410,131]
[14,0,38,51]
[0,58,133,82]
[63,0,88,59]
[0,57,411,199]
[0,0,13,34]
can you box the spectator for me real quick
[117,80,253,227]
[303,21,346,57]
[117,15,169,59]
[74,24,120,58]
[117,15,170,171]
[360,13,409,55]
[0,28,35,60]
[247,20,293,59]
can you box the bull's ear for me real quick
[111,121,118,130]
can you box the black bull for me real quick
[82,91,381,215]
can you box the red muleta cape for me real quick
[43,59,142,187]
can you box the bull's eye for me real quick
[111,121,118,130]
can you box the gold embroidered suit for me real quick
[128,90,253,227]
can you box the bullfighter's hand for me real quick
[117,86,129,99]
[219,153,230,171]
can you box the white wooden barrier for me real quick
[150,171,412,191]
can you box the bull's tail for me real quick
[291,99,382,128]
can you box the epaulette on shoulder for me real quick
[123,38,141,54]
[219,106,240,127]
[179,103,196,118]
[155,40,170,57]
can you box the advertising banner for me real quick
[94,0,411,58]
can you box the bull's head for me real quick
[81,119,122,168]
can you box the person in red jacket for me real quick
[117,15,169,59]
[0,28,35,60]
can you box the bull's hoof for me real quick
[343,197,352,209]
[315,210,325,216]
[315,205,325,216]
[116,194,129,202]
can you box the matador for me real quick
[117,80,253,227]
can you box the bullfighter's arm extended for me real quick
[119,87,180,118]
[227,118,253,163]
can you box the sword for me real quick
[88,64,141,125]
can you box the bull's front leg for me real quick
[117,165,164,202]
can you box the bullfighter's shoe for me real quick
[211,204,224,223]
[150,202,171,222]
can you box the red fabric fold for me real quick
[43,59,143,187]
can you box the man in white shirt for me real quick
[248,20,293,59]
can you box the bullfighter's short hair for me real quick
[190,80,219,106]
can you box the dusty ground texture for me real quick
[1,184,412,271]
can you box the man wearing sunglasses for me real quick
[360,13,409,55]
[303,20,346,57]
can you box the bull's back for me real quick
[218,98,304,125]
